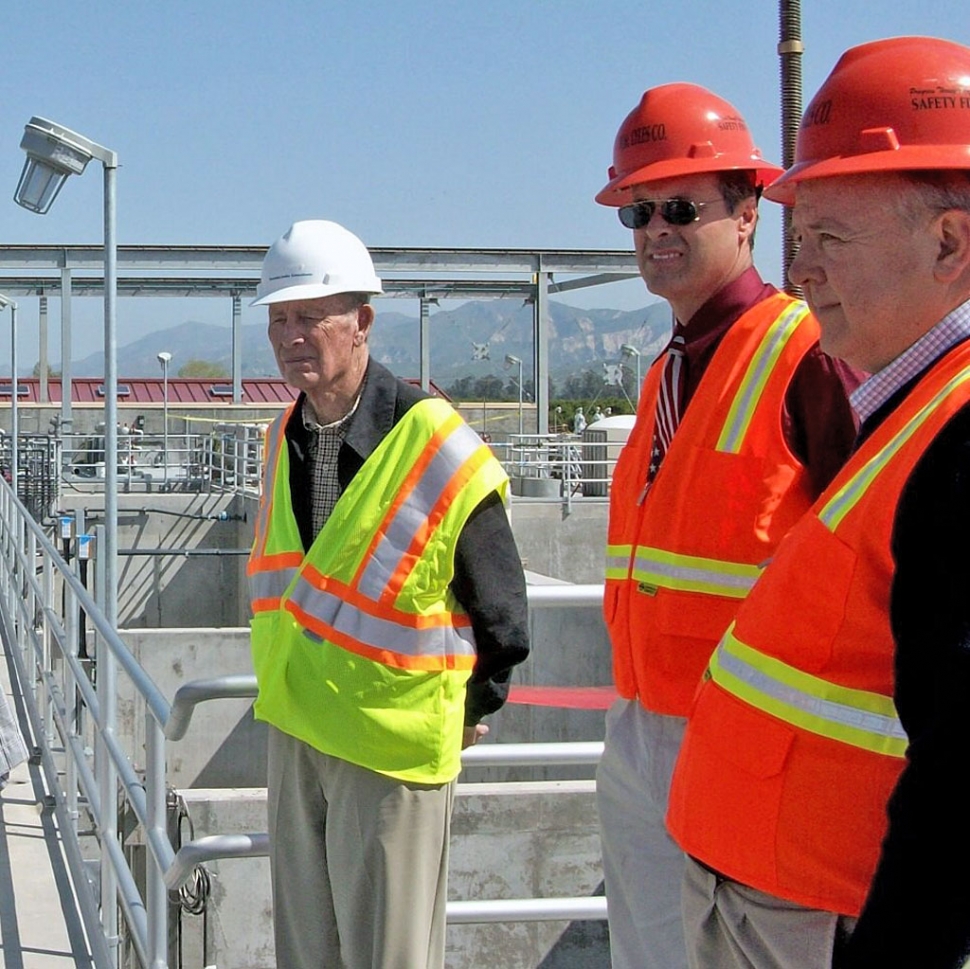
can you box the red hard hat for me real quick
[766,36,970,205]
[596,82,783,206]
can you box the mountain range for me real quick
[66,299,674,385]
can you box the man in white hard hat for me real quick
[247,220,530,969]
[594,83,861,969]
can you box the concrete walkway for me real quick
[1,636,92,967]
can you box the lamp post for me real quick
[620,344,642,405]
[504,354,524,438]
[0,296,18,490]
[15,116,119,623]
[14,117,124,965]
[157,351,172,491]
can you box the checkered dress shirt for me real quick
[851,299,970,426]
[302,391,363,536]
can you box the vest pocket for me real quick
[671,683,794,889]
[740,515,856,674]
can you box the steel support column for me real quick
[39,295,49,403]
[419,296,431,393]
[60,267,73,439]
[231,292,242,403]
[534,271,550,434]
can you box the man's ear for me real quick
[737,196,758,246]
[355,304,375,345]
[934,209,970,284]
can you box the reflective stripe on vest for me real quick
[248,408,303,613]
[355,416,490,600]
[709,624,907,758]
[716,301,810,454]
[820,366,970,532]
[249,562,300,606]
[287,571,476,670]
[251,413,289,561]
[606,544,761,598]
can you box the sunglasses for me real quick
[617,197,724,229]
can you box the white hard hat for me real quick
[251,219,383,306]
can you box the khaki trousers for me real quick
[267,726,455,969]
[682,855,856,969]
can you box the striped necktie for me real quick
[648,333,687,483]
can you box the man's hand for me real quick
[462,723,489,748]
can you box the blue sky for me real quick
[1,2,968,367]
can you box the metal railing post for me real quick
[145,717,169,968]
[94,523,120,967]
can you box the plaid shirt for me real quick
[301,380,365,536]
[851,299,970,425]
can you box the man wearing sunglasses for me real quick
[594,82,860,969]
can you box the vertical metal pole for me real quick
[146,719,169,968]
[103,159,119,629]
[779,0,804,292]
[232,292,243,403]
[419,297,431,393]
[10,303,18,490]
[39,294,49,403]
[102,157,121,969]
[60,267,73,446]
[517,358,524,438]
[534,271,550,434]
[162,359,169,491]
[94,525,119,967]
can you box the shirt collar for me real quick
[851,298,970,425]
[676,266,777,346]
[301,379,366,433]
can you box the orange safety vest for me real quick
[605,293,820,715]
[248,396,508,783]
[668,342,970,916]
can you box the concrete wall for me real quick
[117,628,264,788]
[508,498,609,586]
[58,492,251,628]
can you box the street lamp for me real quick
[504,354,524,438]
[15,120,124,963]
[157,352,172,490]
[0,296,18,490]
[620,344,642,405]
[15,117,119,625]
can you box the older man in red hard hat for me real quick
[668,36,970,969]
[595,84,860,968]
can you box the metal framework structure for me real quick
[0,243,638,435]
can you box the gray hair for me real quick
[897,171,970,226]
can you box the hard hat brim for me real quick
[596,157,785,207]
[250,279,384,307]
[764,146,970,206]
